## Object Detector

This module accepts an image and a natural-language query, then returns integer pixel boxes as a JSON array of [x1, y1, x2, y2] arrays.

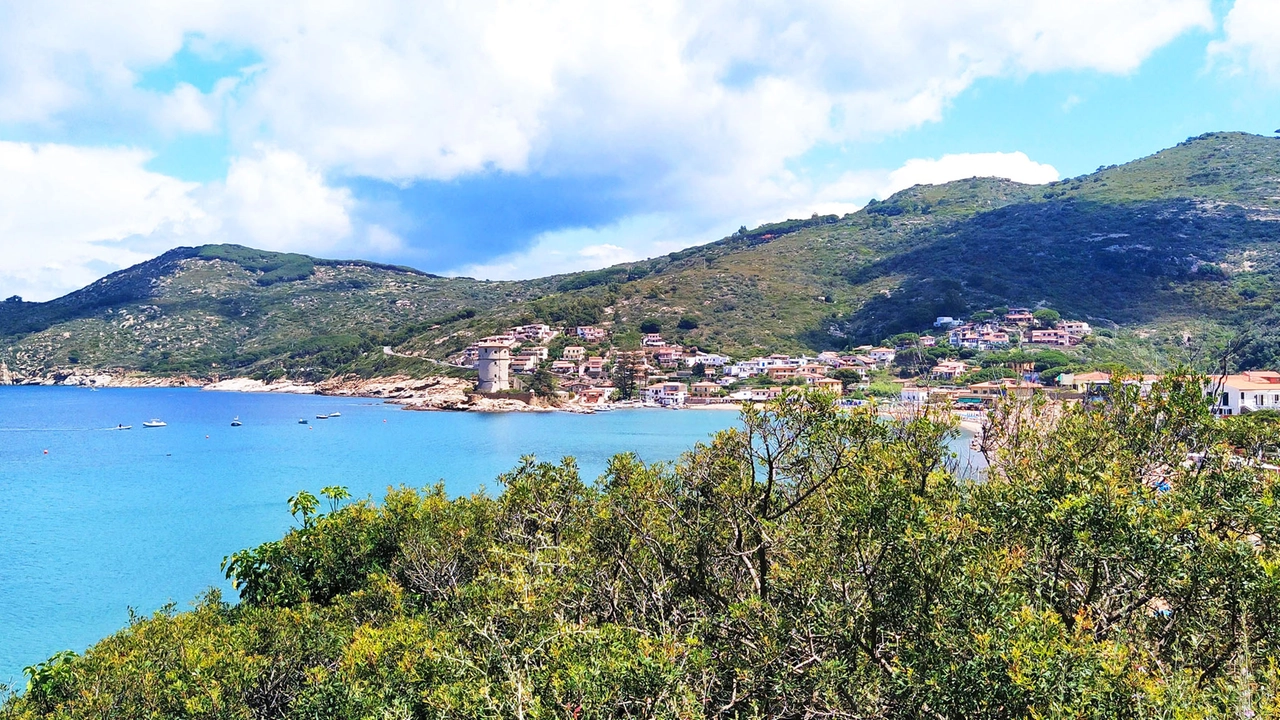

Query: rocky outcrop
[[203, 378, 317, 394], [9, 366, 552, 412], [10, 369, 202, 388], [315, 374, 551, 412]]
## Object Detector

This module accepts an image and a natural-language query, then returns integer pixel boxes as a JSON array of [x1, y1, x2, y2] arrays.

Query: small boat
[[112, 424, 132, 430], [142, 420, 166, 428], [327, 412, 341, 418], [230, 417, 242, 427], [315, 413, 329, 419], [298, 418, 309, 424]]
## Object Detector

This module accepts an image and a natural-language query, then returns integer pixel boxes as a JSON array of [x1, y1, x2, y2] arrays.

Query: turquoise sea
[[0, 387, 977, 686], [0, 387, 745, 685]]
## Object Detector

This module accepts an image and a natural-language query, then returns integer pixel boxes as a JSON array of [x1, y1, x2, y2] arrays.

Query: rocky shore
[[0, 367, 203, 388], [4, 368, 558, 413], [311, 375, 555, 413]]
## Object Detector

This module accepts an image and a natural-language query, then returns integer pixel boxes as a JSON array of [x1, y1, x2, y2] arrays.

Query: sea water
[[0, 387, 976, 684]]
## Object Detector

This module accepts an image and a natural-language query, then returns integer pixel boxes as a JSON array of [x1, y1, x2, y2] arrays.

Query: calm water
[[0, 387, 978, 685], [0, 387, 743, 685]]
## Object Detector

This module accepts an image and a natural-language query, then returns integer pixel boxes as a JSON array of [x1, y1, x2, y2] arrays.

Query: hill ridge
[[4, 131, 1280, 379]]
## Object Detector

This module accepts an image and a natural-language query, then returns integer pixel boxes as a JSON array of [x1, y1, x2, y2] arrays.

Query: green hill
[[0, 245, 552, 381], [4, 131, 1280, 379]]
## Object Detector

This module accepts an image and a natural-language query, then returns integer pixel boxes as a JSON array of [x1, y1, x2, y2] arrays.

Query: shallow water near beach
[[0, 386, 976, 684]]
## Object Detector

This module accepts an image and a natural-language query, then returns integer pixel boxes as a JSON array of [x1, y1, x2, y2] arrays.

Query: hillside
[[0, 245, 553, 381], [4, 131, 1280, 380]]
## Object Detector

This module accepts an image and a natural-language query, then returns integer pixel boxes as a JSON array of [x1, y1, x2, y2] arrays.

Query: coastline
[[1, 371, 982, 426]]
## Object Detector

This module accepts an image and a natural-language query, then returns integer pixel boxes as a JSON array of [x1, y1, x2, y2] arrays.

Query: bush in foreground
[[6, 380, 1280, 719]]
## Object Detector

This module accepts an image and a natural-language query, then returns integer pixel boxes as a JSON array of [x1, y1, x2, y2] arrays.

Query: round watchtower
[[476, 341, 512, 393]]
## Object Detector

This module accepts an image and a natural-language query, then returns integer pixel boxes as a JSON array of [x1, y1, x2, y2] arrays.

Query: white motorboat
[[231, 417, 242, 427], [328, 412, 341, 418], [142, 419, 167, 428]]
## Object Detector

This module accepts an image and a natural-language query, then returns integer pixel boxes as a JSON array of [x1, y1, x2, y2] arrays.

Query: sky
[[1, 0, 1279, 301]]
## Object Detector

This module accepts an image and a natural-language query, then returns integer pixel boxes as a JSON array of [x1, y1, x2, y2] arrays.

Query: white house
[[686, 352, 730, 367], [901, 386, 929, 405], [643, 381, 688, 407], [869, 347, 897, 364], [1208, 371, 1280, 416]]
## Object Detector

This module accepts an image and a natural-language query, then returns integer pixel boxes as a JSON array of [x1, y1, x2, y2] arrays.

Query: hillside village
[[451, 307, 1280, 415]]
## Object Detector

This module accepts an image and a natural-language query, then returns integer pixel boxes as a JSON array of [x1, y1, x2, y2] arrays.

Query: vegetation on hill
[[0, 246, 553, 381], [6, 384, 1280, 718], [3, 132, 1280, 380], [399, 132, 1280, 371]]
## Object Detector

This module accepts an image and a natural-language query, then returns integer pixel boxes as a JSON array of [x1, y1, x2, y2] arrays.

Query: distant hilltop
[[3, 131, 1280, 383]]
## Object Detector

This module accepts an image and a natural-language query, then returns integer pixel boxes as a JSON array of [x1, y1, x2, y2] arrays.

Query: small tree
[[611, 359, 638, 400], [526, 366, 558, 398], [640, 320, 661, 334], [320, 485, 350, 513], [287, 490, 319, 526], [1032, 308, 1061, 327]]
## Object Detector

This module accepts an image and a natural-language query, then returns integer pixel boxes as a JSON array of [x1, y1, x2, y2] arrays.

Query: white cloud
[[202, 145, 355, 253], [0, 2, 1211, 185], [881, 152, 1060, 197], [1209, 0, 1280, 81], [452, 214, 688, 280], [0, 142, 361, 301], [450, 150, 1061, 280], [0, 142, 201, 300], [0, 1, 1211, 295]]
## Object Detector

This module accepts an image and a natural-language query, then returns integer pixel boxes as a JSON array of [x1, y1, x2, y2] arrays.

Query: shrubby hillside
[[0, 245, 551, 381], [6, 385, 1280, 717], [4, 131, 1280, 378]]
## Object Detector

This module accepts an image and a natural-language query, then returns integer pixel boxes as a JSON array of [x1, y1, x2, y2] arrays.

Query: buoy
[[383, 419, 387, 423], [43, 449, 48, 455], [205, 435, 210, 439]]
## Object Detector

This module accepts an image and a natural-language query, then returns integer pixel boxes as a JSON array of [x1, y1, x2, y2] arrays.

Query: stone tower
[[475, 341, 512, 393]]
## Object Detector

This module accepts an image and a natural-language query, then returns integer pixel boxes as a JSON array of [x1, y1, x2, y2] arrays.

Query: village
[[454, 307, 1280, 416]]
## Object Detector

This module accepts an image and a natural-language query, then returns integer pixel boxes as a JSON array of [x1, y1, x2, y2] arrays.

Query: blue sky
[[1, 0, 1278, 300]]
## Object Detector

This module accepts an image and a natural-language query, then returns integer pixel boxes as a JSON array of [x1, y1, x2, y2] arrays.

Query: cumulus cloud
[[0, 142, 201, 300], [0, 1, 1212, 296], [881, 152, 1060, 196], [453, 214, 682, 280], [203, 146, 355, 253], [1209, 0, 1280, 81], [0, 2, 1212, 183], [0, 142, 360, 300], [451, 150, 1061, 281]]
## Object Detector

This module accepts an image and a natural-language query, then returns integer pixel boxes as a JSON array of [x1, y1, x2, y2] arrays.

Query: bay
[[0, 386, 977, 685]]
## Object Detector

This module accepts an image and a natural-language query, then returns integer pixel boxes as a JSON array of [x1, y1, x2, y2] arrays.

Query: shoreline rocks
[[9, 368, 566, 414], [203, 378, 317, 394]]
